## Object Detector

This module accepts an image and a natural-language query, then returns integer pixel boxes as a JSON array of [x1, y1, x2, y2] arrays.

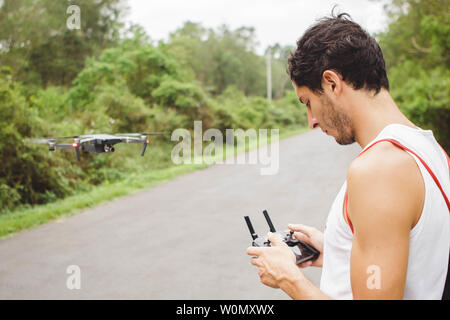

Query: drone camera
[[103, 144, 115, 153]]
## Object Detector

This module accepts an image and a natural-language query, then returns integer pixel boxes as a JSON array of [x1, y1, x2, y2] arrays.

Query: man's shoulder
[[346, 141, 424, 227], [348, 141, 421, 183]]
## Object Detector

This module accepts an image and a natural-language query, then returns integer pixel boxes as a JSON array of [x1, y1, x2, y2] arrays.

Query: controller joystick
[[244, 210, 320, 265]]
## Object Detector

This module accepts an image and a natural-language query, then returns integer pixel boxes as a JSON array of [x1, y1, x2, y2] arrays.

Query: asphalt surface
[[0, 129, 360, 299]]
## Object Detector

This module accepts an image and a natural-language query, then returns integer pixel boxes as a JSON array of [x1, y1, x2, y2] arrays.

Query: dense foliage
[[378, 0, 450, 151]]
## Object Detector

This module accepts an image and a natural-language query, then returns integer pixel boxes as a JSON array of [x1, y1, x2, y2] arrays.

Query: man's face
[[293, 83, 355, 145]]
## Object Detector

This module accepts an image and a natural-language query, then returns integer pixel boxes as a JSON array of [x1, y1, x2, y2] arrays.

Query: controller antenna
[[244, 216, 258, 240], [262, 210, 276, 233]]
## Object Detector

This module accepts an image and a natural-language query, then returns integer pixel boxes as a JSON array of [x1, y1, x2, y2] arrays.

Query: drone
[[25, 132, 168, 161]]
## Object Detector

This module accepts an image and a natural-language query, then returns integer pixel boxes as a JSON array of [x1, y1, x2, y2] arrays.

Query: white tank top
[[320, 123, 450, 300]]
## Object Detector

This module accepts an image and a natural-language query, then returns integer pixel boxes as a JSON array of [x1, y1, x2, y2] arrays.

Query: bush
[[84, 80, 151, 133], [0, 77, 77, 211], [151, 77, 210, 123]]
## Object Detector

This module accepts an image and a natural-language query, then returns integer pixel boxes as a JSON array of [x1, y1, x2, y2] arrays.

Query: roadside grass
[[0, 126, 308, 239]]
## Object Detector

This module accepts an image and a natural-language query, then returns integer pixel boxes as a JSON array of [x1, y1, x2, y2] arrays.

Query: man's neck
[[350, 89, 416, 149]]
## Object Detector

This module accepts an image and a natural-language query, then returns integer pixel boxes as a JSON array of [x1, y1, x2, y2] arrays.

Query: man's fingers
[[292, 231, 309, 243], [251, 257, 262, 267], [288, 223, 315, 237], [267, 232, 287, 247], [246, 246, 262, 256]]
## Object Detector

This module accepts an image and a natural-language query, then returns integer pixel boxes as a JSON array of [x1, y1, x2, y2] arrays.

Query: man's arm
[[346, 142, 425, 299], [279, 271, 331, 300]]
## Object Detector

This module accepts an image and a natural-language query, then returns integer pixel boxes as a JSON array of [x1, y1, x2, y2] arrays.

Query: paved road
[[0, 129, 360, 299]]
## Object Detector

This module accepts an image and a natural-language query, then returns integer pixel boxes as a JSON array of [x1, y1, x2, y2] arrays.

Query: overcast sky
[[125, 0, 389, 54]]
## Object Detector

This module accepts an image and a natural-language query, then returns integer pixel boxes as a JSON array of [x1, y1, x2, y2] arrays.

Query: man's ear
[[322, 70, 343, 96]]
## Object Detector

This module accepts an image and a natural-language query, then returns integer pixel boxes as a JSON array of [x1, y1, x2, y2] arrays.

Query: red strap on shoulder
[[343, 192, 353, 233], [344, 139, 450, 234]]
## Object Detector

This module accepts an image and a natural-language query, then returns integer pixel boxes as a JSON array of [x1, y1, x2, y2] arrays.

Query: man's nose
[[307, 108, 319, 129]]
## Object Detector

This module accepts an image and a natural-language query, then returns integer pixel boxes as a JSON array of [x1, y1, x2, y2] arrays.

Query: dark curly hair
[[288, 12, 389, 94]]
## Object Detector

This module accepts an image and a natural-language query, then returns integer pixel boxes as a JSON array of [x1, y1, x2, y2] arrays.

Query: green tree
[[266, 43, 295, 99], [165, 22, 266, 96], [0, 0, 125, 88], [68, 31, 179, 109], [378, 0, 450, 151], [0, 73, 77, 211]]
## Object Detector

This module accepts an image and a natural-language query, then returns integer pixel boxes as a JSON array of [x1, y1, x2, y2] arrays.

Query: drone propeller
[[24, 134, 93, 143], [57, 135, 96, 140], [24, 138, 58, 144], [115, 132, 169, 137], [52, 135, 81, 139]]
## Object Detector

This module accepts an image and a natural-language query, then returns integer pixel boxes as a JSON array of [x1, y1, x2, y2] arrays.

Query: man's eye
[[306, 102, 311, 108]]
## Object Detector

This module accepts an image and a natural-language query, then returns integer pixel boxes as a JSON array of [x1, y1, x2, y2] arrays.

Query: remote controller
[[244, 210, 320, 264]]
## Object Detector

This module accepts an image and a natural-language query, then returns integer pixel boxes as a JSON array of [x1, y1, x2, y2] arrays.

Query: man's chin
[[334, 135, 355, 146]]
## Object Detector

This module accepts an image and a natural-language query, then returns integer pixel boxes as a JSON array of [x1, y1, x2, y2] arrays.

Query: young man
[[246, 14, 450, 299]]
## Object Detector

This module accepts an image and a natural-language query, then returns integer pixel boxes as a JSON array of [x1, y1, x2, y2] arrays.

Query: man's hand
[[288, 224, 324, 268], [246, 232, 304, 288]]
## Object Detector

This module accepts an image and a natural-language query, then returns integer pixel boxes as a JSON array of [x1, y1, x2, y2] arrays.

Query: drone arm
[[55, 144, 74, 149], [141, 140, 148, 157], [54, 144, 81, 160], [118, 137, 148, 156]]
